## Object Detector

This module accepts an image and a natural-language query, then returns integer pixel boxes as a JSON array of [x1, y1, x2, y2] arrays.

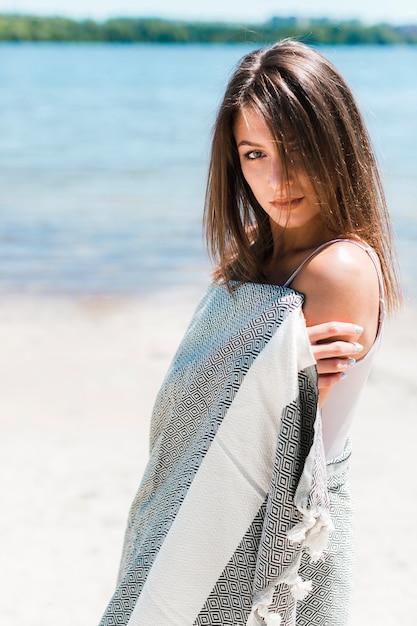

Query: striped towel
[[99, 282, 332, 626]]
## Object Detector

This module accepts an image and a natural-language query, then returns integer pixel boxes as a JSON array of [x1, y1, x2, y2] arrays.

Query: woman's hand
[[307, 321, 364, 392]]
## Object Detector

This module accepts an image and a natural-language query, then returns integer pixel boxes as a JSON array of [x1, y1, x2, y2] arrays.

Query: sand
[[0, 287, 416, 625]]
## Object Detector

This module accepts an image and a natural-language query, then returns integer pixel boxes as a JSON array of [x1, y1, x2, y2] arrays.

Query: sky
[[0, 0, 417, 25]]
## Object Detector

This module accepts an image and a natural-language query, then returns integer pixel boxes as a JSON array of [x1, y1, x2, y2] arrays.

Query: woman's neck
[[264, 218, 336, 285], [269, 216, 335, 258]]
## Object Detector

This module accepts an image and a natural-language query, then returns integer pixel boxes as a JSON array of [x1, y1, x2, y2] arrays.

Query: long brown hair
[[204, 40, 401, 312]]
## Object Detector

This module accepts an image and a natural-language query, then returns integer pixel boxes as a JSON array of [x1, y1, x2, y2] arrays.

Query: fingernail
[[348, 357, 356, 365], [353, 342, 364, 352], [355, 326, 363, 334], [341, 372, 348, 379]]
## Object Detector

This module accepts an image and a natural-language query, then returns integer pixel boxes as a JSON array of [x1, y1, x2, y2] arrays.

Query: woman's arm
[[293, 241, 380, 406]]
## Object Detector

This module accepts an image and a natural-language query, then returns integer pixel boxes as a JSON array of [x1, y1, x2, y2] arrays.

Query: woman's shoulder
[[298, 239, 379, 288], [292, 239, 380, 354]]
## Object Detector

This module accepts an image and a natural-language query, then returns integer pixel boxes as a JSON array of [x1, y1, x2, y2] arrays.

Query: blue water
[[0, 43, 416, 296]]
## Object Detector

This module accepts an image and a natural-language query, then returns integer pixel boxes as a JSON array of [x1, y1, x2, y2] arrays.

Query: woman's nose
[[268, 161, 293, 191]]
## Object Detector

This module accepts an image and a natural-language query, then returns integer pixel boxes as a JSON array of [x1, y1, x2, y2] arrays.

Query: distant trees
[[0, 15, 416, 44]]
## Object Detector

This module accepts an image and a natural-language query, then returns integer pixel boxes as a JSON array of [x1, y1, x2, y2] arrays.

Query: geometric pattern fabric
[[99, 282, 349, 626]]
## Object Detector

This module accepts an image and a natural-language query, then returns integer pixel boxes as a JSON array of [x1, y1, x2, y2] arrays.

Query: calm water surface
[[0, 43, 416, 296]]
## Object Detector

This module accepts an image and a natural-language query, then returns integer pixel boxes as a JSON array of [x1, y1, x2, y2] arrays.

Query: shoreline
[[0, 289, 415, 625]]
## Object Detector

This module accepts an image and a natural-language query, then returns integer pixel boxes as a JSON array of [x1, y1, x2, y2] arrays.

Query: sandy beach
[[0, 287, 416, 626]]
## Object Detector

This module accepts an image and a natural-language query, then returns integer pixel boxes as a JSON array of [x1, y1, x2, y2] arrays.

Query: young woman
[[100, 41, 400, 626]]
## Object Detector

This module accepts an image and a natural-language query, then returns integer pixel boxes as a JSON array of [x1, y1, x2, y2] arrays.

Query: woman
[[100, 41, 400, 625]]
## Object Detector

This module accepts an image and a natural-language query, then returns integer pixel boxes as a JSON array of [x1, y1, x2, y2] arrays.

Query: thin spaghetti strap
[[283, 238, 347, 287], [283, 237, 386, 329]]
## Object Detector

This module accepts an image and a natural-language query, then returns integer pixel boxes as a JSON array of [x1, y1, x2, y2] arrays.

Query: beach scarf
[[99, 282, 333, 626]]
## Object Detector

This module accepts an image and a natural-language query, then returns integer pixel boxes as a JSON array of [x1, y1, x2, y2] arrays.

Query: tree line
[[0, 15, 416, 44]]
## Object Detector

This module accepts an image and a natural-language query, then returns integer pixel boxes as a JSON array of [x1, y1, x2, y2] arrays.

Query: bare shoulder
[[292, 241, 380, 354], [294, 240, 379, 298]]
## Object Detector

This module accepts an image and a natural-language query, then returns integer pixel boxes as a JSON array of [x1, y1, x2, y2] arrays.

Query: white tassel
[[286, 513, 316, 543], [257, 605, 282, 625], [265, 613, 282, 625], [287, 512, 333, 562], [304, 517, 333, 561], [245, 610, 260, 626], [286, 574, 313, 601]]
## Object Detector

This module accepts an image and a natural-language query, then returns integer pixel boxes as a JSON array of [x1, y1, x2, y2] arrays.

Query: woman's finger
[[306, 321, 363, 345], [315, 356, 356, 375], [311, 339, 363, 361]]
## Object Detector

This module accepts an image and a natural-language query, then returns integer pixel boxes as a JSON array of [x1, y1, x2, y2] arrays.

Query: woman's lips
[[271, 197, 303, 210]]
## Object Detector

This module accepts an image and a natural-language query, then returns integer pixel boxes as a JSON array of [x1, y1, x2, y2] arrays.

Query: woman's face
[[234, 108, 321, 232]]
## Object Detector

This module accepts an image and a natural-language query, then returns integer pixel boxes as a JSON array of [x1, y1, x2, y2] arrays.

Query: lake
[[0, 43, 416, 297]]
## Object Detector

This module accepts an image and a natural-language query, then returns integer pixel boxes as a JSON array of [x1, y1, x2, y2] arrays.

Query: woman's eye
[[244, 150, 265, 160]]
